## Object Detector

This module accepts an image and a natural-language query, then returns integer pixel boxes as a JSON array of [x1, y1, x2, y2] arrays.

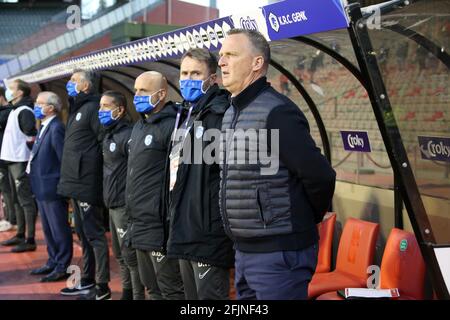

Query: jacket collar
[[145, 101, 177, 124], [230, 76, 269, 111], [189, 84, 220, 114], [32, 117, 57, 156], [13, 96, 34, 109], [69, 92, 100, 115], [104, 117, 130, 136], [180, 84, 230, 118]]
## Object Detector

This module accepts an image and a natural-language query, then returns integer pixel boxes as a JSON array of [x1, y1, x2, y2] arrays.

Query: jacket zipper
[[221, 106, 240, 236], [256, 187, 267, 229]]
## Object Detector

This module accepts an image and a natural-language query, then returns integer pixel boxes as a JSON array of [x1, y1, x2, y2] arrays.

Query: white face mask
[[5, 88, 14, 102]]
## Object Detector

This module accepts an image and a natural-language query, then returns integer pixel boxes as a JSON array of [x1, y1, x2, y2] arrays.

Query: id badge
[[169, 152, 181, 191]]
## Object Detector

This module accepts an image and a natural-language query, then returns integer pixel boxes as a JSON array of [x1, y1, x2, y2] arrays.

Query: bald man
[[125, 71, 184, 300]]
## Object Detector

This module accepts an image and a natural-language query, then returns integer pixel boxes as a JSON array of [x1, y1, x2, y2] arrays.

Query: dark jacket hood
[[13, 96, 34, 109]]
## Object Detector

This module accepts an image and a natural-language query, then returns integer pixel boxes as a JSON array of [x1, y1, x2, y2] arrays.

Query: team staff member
[[99, 90, 144, 300], [126, 71, 183, 300], [167, 48, 234, 300], [28, 91, 73, 282], [0, 87, 17, 233], [0, 79, 38, 253], [218, 29, 336, 300], [57, 70, 111, 300]]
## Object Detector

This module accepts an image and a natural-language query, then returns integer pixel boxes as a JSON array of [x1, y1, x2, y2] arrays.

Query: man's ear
[[80, 79, 90, 93], [47, 105, 56, 114], [16, 89, 24, 99], [210, 73, 217, 84], [159, 88, 167, 101], [118, 105, 126, 117], [252, 56, 265, 72]]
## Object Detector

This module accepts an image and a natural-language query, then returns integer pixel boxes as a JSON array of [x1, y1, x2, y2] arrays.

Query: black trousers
[[8, 162, 36, 238], [136, 249, 184, 300], [109, 206, 145, 300], [179, 259, 230, 300], [0, 163, 16, 224], [72, 199, 110, 284]]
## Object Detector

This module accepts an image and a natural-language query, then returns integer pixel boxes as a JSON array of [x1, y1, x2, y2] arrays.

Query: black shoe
[[60, 279, 95, 296], [78, 285, 112, 300], [40, 271, 69, 282], [95, 285, 112, 300], [120, 288, 133, 300], [11, 242, 36, 253], [1, 235, 25, 246], [30, 265, 54, 275]]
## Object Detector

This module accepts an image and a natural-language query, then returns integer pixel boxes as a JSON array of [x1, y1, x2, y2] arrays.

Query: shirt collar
[[230, 76, 269, 110], [41, 115, 56, 127]]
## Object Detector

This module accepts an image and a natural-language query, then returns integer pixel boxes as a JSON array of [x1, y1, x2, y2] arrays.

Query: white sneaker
[[0, 220, 12, 232]]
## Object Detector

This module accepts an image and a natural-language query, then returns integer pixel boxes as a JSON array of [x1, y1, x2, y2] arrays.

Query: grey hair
[[40, 91, 62, 113], [73, 69, 96, 91], [227, 28, 270, 70]]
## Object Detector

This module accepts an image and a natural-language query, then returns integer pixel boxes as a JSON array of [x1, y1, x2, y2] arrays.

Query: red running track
[[0, 217, 122, 300]]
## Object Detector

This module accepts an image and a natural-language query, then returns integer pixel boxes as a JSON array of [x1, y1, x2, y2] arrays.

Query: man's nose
[[218, 56, 226, 68]]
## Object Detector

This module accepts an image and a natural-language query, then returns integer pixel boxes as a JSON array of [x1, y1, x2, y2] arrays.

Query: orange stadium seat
[[317, 228, 426, 300], [315, 212, 337, 273], [308, 218, 379, 299]]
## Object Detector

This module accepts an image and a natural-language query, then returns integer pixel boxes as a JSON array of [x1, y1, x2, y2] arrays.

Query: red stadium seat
[[308, 218, 379, 299], [315, 212, 337, 273]]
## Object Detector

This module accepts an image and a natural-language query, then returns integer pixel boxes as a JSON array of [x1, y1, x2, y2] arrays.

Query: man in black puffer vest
[[167, 48, 234, 300], [57, 69, 111, 300], [218, 29, 336, 300]]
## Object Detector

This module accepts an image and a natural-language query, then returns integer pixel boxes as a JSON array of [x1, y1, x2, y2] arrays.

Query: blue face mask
[[179, 78, 211, 103], [66, 81, 78, 97], [98, 108, 119, 126], [33, 105, 45, 119], [133, 91, 161, 113]]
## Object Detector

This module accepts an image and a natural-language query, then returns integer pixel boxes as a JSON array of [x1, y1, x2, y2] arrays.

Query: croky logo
[[347, 134, 365, 149], [240, 16, 259, 31], [421, 140, 450, 159]]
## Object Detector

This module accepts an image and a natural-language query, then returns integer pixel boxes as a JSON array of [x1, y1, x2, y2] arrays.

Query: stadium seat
[[308, 218, 379, 299], [316, 228, 426, 300], [425, 111, 444, 121], [315, 212, 337, 273]]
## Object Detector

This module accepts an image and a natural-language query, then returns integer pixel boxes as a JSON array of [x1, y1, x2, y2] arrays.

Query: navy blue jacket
[[29, 117, 65, 201]]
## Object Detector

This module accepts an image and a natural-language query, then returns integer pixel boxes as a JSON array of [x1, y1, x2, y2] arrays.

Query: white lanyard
[[171, 104, 194, 144]]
